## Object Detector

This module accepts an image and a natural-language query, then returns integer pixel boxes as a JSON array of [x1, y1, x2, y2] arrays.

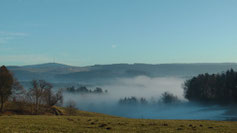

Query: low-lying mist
[[63, 76, 237, 121]]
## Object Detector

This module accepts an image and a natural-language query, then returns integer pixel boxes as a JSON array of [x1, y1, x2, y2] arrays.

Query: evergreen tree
[[0, 66, 14, 112], [184, 69, 237, 104]]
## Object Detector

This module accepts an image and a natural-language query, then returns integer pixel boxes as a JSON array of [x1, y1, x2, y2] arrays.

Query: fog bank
[[63, 76, 237, 120]]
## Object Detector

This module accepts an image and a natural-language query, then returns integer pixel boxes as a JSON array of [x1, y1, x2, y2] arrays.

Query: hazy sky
[[1, 0, 237, 66]]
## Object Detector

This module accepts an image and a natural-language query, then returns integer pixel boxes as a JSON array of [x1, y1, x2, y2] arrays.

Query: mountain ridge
[[6, 62, 237, 83], [7, 62, 237, 68]]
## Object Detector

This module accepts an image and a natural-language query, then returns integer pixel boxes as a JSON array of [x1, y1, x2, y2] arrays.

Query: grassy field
[[0, 110, 237, 133]]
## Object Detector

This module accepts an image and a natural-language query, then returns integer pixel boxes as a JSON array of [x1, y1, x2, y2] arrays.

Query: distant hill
[[6, 63, 237, 83], [7, 63, 88, 81]]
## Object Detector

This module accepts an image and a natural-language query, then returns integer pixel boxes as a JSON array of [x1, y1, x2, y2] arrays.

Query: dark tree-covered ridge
[[184, 69, 237, 104]]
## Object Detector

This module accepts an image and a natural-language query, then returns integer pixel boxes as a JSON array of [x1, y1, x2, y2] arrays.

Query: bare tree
[[27, 80, 51, 114], [11, 77, 25, 102], [27, 80, 63, 114], [44, 88, 63, 107]]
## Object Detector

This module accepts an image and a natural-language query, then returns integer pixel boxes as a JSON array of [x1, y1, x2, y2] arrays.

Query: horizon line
[[4, 62, 237, 67]]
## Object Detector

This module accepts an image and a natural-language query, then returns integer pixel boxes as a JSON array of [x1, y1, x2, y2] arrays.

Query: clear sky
[[1, 0, 237, 66]]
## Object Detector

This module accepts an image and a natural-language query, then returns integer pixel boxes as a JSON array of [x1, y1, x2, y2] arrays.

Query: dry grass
[[0, 109, 237, 133]]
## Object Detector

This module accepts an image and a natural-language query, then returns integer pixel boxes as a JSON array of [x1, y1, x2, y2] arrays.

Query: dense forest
[[184, 69, 237, 104]]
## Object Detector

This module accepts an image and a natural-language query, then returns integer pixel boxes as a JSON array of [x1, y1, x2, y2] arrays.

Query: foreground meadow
[[0, 110, 237, 133]]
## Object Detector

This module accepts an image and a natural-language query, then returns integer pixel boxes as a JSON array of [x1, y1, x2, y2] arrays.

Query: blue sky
[[1, 0, 237, 66]]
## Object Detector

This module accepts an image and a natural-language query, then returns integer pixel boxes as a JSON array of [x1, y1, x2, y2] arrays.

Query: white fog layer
[[63, 76, 237, 121]]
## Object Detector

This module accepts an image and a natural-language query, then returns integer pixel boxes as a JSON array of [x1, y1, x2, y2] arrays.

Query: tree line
[[64, 86, 108, 94], [0, 66, 63, 114], [184, 69, 237, 104], [118, 92, 181, 105]]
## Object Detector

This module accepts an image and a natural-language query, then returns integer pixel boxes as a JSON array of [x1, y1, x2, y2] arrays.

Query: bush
[[65, 100, 77, 115]]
